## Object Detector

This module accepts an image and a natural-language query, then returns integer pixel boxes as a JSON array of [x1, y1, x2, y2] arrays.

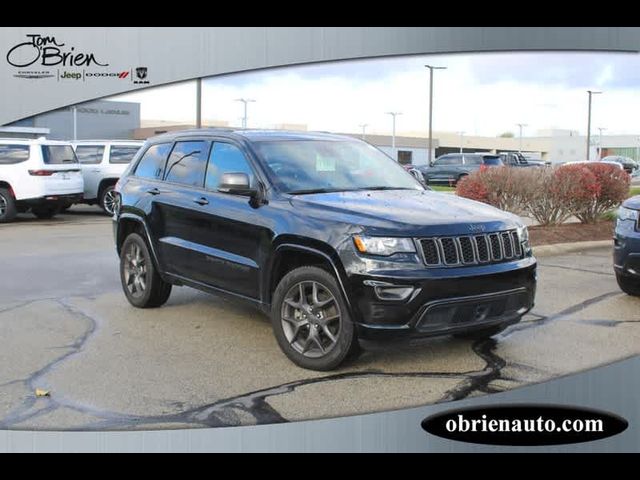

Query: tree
[[499, 131, 515, 138]]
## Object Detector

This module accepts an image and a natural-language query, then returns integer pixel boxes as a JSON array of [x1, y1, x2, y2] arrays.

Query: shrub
[[455, 163, 630, 226]]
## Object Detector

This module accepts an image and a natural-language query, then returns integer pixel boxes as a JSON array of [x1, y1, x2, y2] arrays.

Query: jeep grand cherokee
[[113, 130, 537, 370]]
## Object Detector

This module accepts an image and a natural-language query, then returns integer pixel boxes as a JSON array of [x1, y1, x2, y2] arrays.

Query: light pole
[[516, 123, 528, 153], [235, 98, 256, 129], [386, 112, 402, 160], [458, 131, 465, 154], [72, 106, 77, 141], [597, 127, 606, 159], [586, 90, 602, 160], [359, 123, 368, 141], [425, 65, 447, 165], [196, 78, 202, 129]]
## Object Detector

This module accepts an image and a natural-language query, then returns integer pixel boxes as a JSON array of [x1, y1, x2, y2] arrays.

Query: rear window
[[482, 155, 503, 166], [75, 145, 104, 164], [42, 145, 78, 165], [109, 146, 140, 164], [0, 144, 30, 164]]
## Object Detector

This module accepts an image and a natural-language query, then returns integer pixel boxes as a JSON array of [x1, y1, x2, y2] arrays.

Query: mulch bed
[[529, 220, 614, 247]]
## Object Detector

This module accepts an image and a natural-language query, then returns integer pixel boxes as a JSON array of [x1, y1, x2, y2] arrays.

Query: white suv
[[0, 138, 84, 223], [72, 140, 143, 215]]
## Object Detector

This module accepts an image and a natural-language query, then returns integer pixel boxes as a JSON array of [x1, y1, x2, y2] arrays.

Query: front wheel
[[120, 233, 172, 308], [271, 266, 360, 371], [616, 273, 640, 297]]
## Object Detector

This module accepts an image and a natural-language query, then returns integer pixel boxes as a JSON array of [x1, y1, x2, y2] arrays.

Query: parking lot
[[1, 206, 639, 430]]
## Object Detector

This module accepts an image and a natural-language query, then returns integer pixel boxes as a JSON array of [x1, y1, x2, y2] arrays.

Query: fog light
[[363, 280, 415, 301]]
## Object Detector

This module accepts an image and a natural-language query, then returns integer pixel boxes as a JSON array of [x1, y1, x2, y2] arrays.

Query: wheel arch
[[98, 178, 119, 198], [116, 214, 163, 276], [266, 241, 353, 316]]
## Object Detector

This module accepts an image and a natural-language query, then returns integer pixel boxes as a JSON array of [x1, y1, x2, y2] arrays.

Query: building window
[[397, 150, 413, 165]]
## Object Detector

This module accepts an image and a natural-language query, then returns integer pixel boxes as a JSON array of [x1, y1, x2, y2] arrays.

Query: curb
[[532, 240, 612, 257]]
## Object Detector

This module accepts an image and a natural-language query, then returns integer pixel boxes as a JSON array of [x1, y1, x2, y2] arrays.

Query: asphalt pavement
[[0, 206, 639, 430]]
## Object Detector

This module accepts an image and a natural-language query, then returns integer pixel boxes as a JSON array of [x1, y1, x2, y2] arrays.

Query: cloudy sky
[[112, 52, 640, 137]]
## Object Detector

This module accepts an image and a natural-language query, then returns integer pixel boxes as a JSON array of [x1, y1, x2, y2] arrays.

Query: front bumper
[[347, 259, 537, 340], [614, 225, 640, 278]]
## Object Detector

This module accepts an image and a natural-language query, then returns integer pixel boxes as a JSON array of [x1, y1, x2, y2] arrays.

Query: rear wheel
[[100, 185, 118, 216], [0, 188, 17, 223], [31, 205, 59, 220], [271, 266, 359, 371], [616, 273, 640, 297], [120, 233, 172, 308]]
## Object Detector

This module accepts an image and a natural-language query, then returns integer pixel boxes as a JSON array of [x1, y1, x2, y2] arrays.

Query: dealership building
[[2, 100, 639, 166]]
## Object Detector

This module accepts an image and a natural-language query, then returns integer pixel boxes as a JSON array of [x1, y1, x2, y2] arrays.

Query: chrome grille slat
[[418, 230, 523, 268]]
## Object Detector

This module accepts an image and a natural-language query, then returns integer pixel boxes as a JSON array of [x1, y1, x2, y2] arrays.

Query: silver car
[[72, 140, 143, 215]]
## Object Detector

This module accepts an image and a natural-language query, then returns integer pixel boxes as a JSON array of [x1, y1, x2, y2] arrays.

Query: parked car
[[601, 155, 639, 175], [614, 195, 640, 296], [499, 152, 545, 168], [72, 140, 144, 215], [113, 130, 536, 370], [417, 153, 504, 186], [563, 160, 624, 170], [0, 138, 83, 223]]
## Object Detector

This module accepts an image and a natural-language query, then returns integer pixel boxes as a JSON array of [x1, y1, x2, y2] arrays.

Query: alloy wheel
[[281, 280, 341, 358], [123, 242, 147, 298], [103, 190, 118, 215], [0, 194, 6, 217]]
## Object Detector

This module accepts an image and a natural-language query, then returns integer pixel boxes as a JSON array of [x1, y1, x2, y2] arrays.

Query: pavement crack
[[0, 298, 98, 429]]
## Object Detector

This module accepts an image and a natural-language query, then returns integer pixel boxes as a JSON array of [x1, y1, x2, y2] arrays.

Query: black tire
[[271, 266, 359, 371], [120, 233, 172, 308], [99, 184, 118, 216], [453, 323, 509, 340], [0, 188, 17, 223], [616, 273, 640, 297], [31, 206, 59, 220], [455, 173, 468, 185], [59, 204, 72, 212]]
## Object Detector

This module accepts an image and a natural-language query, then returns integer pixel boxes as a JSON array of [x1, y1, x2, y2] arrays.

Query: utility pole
[[516, 123, 528, 153], [235, 98, 256, 129], [425, 65, 447, 165], [386, 112, 402, 160], [597, 127, 606, 159], [359, 123, 368, 141], [586, 90, 602, 160], [72, 106, 77, 141], [458, 131, 465, 154]]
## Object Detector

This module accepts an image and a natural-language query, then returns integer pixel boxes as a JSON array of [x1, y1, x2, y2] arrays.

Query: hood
[[623, 195, 640, 210], [289, 189, 522, 236]]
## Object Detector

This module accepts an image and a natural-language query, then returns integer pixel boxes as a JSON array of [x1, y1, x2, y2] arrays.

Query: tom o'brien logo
[[6, 33, 149, 84]]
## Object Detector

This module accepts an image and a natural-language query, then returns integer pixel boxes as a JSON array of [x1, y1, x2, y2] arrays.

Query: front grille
[[418, 230, 524, 267]]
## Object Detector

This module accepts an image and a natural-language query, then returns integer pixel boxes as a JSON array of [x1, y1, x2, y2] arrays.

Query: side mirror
[[218, 172, 257, 197], [408, 168, 427, 186]]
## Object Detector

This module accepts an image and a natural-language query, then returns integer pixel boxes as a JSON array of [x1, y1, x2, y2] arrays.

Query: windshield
[[254, 139, 424, 194]]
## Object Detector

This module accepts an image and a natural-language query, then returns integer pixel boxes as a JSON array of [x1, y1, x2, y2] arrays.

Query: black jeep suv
[[113, 130, 537, 370]]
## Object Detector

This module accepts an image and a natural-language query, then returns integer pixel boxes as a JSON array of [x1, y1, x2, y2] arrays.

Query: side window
[[75, 146, 104, 165], [464, 155, 482, 165], [0, 144, 30, 164], [134, 143, 172, 180], [205, 142, 254, 190], [435, 155, 461, 166], [109, 146, 141, 164], [164, 141, 209, 187]]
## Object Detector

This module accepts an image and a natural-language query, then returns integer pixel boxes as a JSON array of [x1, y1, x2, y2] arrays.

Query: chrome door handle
[[146, 188, 161, 195]]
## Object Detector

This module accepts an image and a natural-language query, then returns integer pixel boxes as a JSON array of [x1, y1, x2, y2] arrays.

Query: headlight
[[618, 206, 639, 222], [353, 236, 416, 256], [516, 225, 529, 244]]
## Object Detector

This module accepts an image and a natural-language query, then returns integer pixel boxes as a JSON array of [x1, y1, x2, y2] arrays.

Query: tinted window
[[42, 145, 78, 164], [464, 155, 483, 165], [0, 144, 30, 165], [75, 145, 104, 165], [482, 156, 503, 166], [205, 142, 254, 190], [134, 143, 172, 180], [434, 155, 461, 166], [109, 146, 141, 164], [164, 141, 209, 187]]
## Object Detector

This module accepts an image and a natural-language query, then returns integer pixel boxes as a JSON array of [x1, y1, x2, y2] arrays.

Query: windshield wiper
[[356, 186, 416, 191], [288, 188, 351, 195]]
